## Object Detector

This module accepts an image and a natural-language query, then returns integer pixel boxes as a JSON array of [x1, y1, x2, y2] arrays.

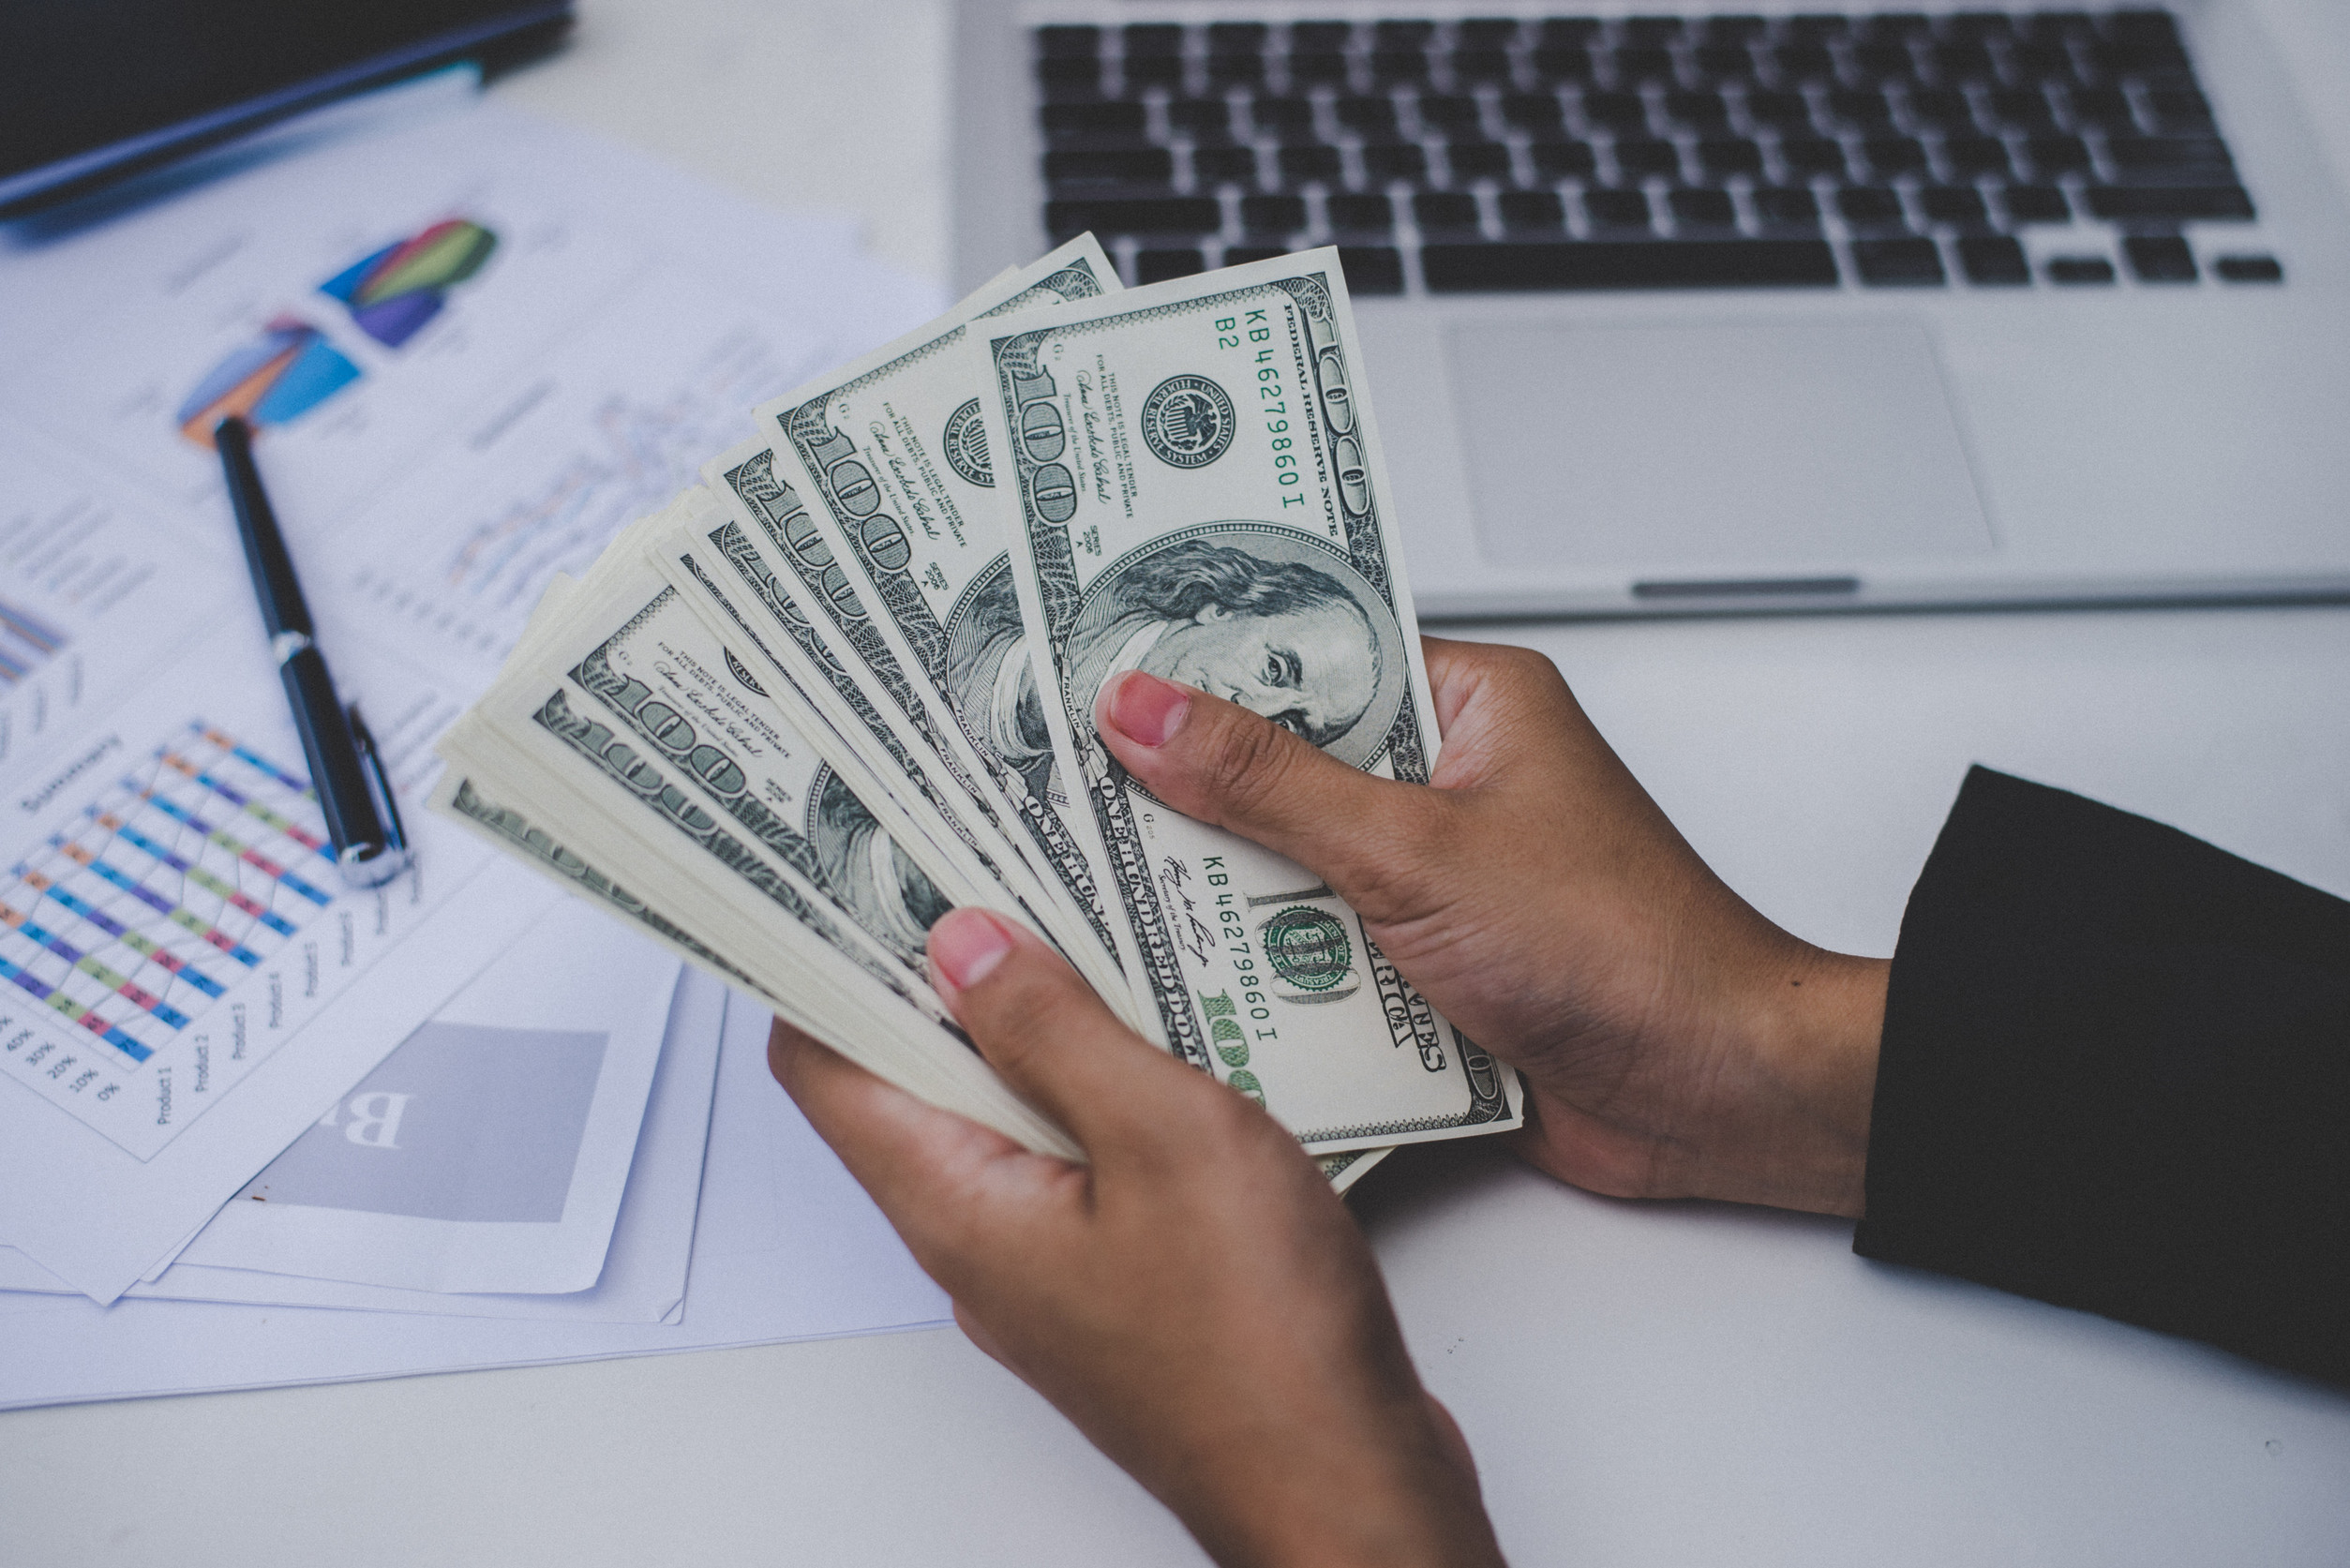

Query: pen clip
[[346, 704, 411, 882]]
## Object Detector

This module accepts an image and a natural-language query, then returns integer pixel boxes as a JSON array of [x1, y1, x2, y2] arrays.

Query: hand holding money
[[433, 238, 1524, 1183], [769, 904, 1507, 1568]]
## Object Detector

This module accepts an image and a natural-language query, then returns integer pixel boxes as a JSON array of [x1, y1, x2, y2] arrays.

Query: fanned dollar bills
[[434, 238, 1520, 1194]]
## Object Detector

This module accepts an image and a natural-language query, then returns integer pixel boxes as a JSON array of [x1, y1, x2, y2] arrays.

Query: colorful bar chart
[[0, 724, 335, 1068]]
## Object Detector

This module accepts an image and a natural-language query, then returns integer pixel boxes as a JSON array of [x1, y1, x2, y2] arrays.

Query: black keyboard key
[[2106, 135, 2233, 177], [1920, 185, 1989, 226], [1826, 89, 1896, 127], [1193, 146, 1258, 184], [1853, 236, 1947, 284], [1582, 90, 1648, 132], [1863, 135, 1929, 176], [1669, 187, 1739, 230], [1623, 17, 1685, 44], [1206, 52, 1265, 86], [2106, 10, 2181, 43], [2000, 183, 2070, 222], [1037, 57, 1102, 97], [2025, 134, 2091, 174], [1699, 137, 1765, 178], [1779, 136, 1851, 177], [1371, 51, 1432, 84], [1125, 23, 1180, 54], [1450, 50, 1515, 83], [1957, 234, 2031, 284], [2046, 255, 2117, 283], [1038, 24, 1098, 54], [1774, 43, 1837, 81], [1701, 15, 1772, 43], [1852, 41, 1918, 81], [1942, 135, 2013, 178], [1375, 21, 1435, 50], [2067, 87, 2135, 128], [1421, 238, 1840, 290], [1754, 185, 1823, 231], [1124, 53, 1185, 88], [1135, 247, 1206, 283], [1538, 18, 1603, 47], [1744, 90, 1812, 129], [1784, 15, 1850, 38], [1290, 52, 1351, 85], [1985, 87, 2058, 130], [2084, 184, 2253, 220], [1170, 98, 1231, 138], [1277, 144, 1344, 185], [1932, 41, 1998, 81], [1448, 141, 1516, 180], [1503, 93, 1566, 131], [2006, 42, 2077, 83], [2213, 254, 2283, 283], [1418, 95, 1483, 132], [1362, 142, 1429, 181], [1614, 137, 1684, 179], [1858, 13, 1933, 41], [1414, 191, 1482, 231], [1045, 146, 1175, 187], [1045, 196, 1220, 238], [1207, 22, 1265, 53], [2147, 86, 2215, 131], [1837, 185, 1908, 230], [1337, 96, 1399, 134], [1338, 246, 1405, 294], [2124, 233, 2198, 282], [1327, 193, 1395, 231], [1613, 45, 1678, 82], [1253, 97, 1314, 134], [1533, 45, 1598, 82], [1459, 19, 1521, 49], [1667, 90, 1732, 129], [2090, 39, 2190, 76], [1947, 11, 2014, 37], [1291, 22, 1350, 52], [1694, 44, 1759, 82], [1240, 194, 1307, 234], [1531, 140, 1600, 179], [1499, 189, 1567, 231], [1042, 100, 1145, 139], [1585, 188, 1656, 232], [1908, 88, 1973, 129]]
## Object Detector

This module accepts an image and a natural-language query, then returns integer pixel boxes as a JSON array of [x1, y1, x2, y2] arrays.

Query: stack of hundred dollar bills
[[433, 238, 1522, 1191]]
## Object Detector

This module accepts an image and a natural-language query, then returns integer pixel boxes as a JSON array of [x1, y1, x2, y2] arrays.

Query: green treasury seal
[[1140, 374, 1236, 469], [1259, 905, 1353, 993]]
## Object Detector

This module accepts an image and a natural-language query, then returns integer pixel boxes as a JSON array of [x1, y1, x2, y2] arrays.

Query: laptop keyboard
[[1031, 9, 2285, 292]]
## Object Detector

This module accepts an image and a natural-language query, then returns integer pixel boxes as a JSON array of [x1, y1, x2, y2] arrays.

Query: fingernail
[[927, 908, 1015, 995], [1099, 669, 1192, 748]]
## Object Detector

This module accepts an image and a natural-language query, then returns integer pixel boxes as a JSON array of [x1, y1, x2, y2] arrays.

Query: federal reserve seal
[[1140, 374, 1236, 470], [942, 397, 992, 487], [1258, 905, 1356, 1000]]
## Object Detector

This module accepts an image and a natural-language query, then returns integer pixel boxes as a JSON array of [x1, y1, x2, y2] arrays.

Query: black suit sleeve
[[1853, 767, 2350, 1386]]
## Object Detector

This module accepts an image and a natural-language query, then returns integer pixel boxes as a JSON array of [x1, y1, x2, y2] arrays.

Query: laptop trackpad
[[1450, 317, 1994, 571]]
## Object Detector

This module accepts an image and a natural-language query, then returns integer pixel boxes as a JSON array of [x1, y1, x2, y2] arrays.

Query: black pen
[[214, 416, 410, 889]]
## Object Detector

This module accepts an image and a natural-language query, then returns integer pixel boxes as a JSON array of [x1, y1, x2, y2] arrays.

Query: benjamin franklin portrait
[[809, 769, 953, 966], [942, 530, 1407, 782]]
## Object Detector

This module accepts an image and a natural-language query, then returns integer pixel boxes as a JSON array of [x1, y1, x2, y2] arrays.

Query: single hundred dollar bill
[[977, 247, 1520, 1152], [740, 235, 1147, 1002]]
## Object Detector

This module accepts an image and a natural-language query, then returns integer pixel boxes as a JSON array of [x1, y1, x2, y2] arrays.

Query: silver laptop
[[950, 2, 2350, 618]]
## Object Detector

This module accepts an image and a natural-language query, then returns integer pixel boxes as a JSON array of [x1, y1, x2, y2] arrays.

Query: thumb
[[1093, 669, 1447, 916]]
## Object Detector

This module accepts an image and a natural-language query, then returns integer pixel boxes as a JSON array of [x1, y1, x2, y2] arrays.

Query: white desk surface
[[7, 5, 2348, 1564]]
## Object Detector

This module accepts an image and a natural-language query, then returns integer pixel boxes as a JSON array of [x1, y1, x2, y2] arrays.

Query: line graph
[[0, 724, 334, 1068]]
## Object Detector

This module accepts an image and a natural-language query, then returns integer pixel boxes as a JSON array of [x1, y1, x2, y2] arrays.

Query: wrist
[[1697, 945, 1885, 1217], [1175, 1411, 1505, 1568]]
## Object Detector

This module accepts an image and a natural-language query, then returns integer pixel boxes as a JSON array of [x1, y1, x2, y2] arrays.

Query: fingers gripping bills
[[432, 239, 1521, 1186]]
